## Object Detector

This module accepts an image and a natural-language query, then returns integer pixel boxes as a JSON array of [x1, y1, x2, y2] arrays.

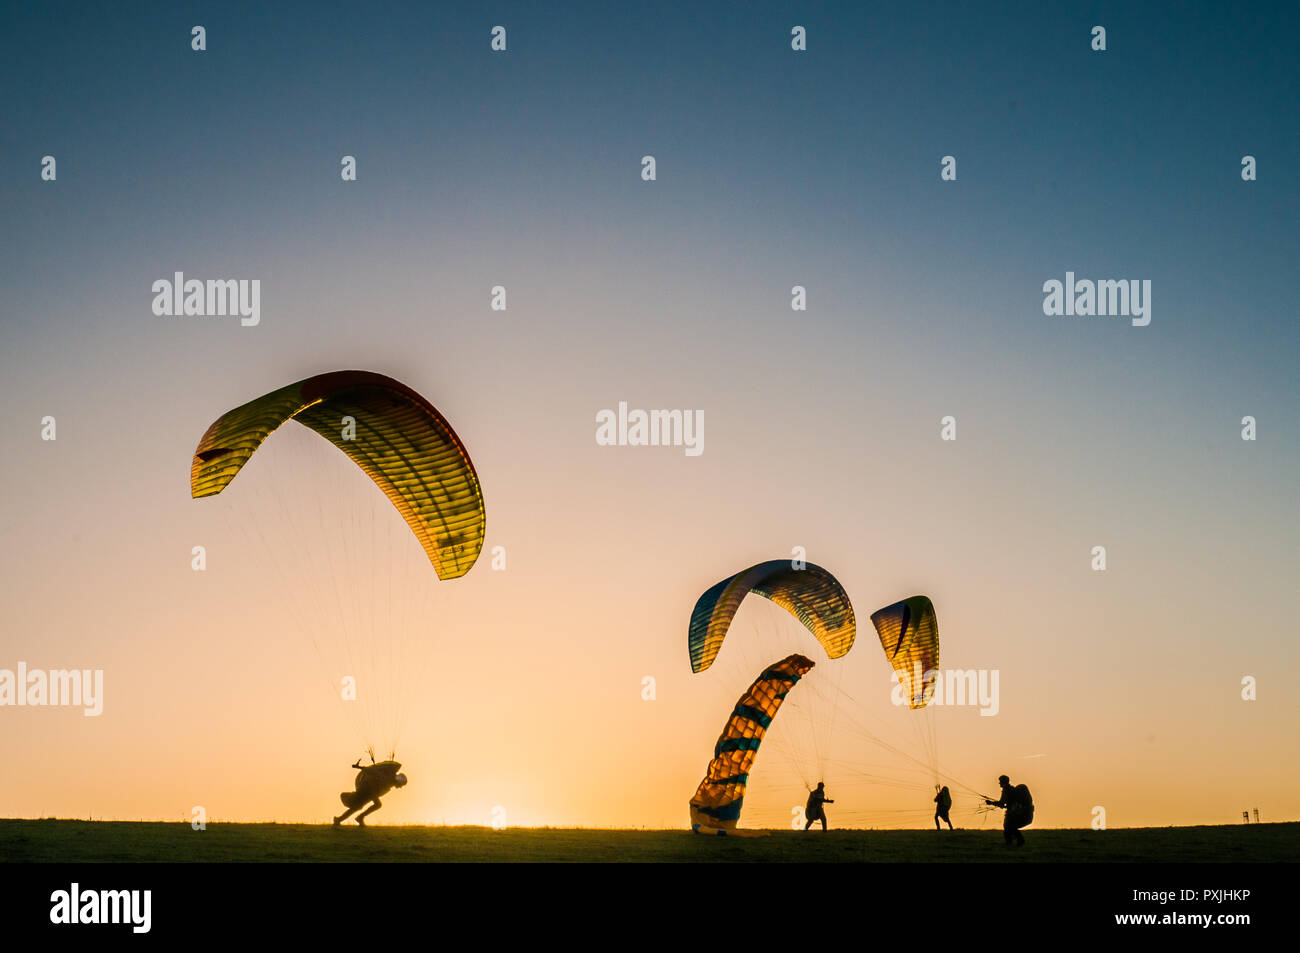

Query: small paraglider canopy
[[869, 596, 939, 709]]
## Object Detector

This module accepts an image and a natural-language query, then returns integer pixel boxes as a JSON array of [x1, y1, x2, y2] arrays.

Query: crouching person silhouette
[[335, 758, 407, 826]]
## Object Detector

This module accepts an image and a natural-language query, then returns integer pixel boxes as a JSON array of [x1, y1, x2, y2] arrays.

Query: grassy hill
[[2, 819, 1295, 862]]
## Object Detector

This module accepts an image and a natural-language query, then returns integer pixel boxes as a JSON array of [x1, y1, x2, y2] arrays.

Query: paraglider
[[804, 781, 834, 831], [986, 774, 1034, 846], [868, 595, 943, 797], [191, 370, 486, 814], [335, 758, 408, 826], [934, 785, 953, 829]]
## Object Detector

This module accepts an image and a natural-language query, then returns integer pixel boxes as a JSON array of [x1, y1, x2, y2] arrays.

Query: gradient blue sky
[[1, 2, 1297, 828]]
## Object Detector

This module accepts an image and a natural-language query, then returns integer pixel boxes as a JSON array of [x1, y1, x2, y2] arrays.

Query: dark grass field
[[1, 819, 1295, 862]]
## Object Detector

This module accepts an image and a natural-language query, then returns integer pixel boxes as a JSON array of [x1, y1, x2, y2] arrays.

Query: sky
[[1, 1, 1297, 831]]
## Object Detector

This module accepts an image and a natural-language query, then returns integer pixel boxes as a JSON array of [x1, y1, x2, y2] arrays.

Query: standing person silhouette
[[985, 774, 1033, 846], [934, 785, 954, 829], [804, 782, 834, 831]]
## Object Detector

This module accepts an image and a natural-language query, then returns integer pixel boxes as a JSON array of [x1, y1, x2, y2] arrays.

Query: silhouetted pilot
[[985, 774, 1033, 846], [334, 759, 407, 826], [934, 785, 953, 829], [804, 782, 834, 831]]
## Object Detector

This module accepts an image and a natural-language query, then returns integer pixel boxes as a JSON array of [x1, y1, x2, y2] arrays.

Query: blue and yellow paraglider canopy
[[687, 560, 856, 673]]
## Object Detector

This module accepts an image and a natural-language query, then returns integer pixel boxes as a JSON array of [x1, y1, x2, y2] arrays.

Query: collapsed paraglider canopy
[[689, 653, 814, 835]]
